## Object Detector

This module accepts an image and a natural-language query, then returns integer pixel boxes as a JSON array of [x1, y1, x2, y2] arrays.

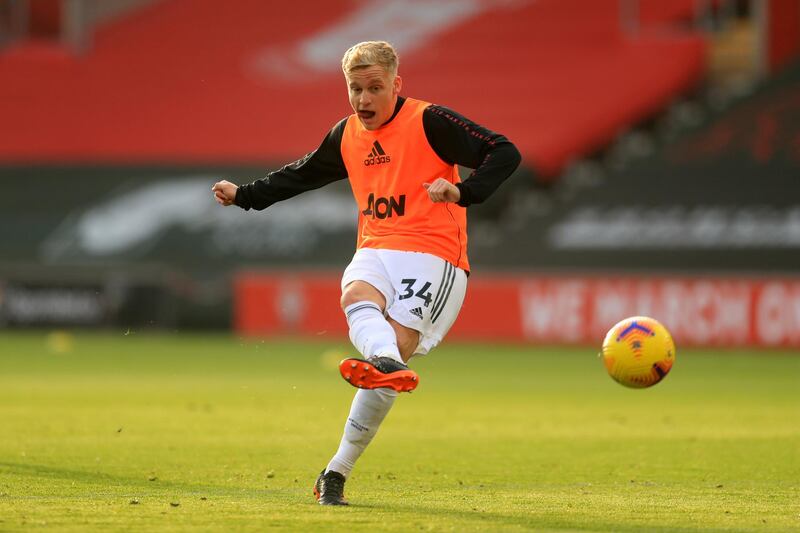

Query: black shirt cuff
[[234, 186, 251, 210], [455, 182, 472, 207]]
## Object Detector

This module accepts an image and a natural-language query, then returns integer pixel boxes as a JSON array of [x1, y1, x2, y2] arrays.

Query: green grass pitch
[[0, 331, 798, 532]]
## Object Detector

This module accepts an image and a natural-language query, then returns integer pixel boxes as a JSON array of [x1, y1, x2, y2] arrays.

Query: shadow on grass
[[329, 500, 738, 533], [0, 461, 274, 499]]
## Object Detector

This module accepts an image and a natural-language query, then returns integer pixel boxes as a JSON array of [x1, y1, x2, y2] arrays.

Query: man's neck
[[381, 96, 406, 127]]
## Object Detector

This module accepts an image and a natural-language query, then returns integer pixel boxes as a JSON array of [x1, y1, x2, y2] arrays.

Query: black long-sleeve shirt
[[235, 96, 521, 210]]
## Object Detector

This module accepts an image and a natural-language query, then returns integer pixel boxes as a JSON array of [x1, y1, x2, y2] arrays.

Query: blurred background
[[0, 0, 798, 348]]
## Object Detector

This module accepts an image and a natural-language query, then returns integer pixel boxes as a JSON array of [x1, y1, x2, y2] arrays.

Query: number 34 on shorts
[[398, 278, 433, 307]]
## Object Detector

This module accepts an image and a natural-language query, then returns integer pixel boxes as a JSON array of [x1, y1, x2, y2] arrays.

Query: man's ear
[[393, 74, 402, 96]]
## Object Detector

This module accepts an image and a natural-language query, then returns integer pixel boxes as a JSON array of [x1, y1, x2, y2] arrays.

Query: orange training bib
[[340, 98, 469, 271]]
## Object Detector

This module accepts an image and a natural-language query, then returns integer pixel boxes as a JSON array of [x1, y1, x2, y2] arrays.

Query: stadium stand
[[0, 0, 706, 179]]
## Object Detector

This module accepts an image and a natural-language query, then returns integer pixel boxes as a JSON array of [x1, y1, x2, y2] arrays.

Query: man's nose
[[358, 92, 371, 106]]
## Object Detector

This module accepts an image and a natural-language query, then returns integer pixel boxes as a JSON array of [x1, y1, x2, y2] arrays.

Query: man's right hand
[[212, 180, 238, 206]]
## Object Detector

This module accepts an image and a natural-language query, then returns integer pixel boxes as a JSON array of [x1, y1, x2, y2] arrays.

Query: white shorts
[[341, 248, 468, 356]]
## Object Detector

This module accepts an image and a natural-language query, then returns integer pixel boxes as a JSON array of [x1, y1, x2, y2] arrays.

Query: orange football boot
[[338, 356, 419, 393]]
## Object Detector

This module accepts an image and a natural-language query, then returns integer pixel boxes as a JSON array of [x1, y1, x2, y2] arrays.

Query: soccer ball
[[601, 316, 675, 388]]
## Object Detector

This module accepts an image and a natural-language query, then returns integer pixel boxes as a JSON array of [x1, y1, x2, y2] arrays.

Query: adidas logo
[[409, 307, 424, 320], [363, 140, 391, 166]]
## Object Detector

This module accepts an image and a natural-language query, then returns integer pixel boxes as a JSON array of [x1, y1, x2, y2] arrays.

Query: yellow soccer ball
[[601, 316, 676, 388]]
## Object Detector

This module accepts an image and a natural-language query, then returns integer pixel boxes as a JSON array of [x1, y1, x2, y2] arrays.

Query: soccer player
[[212, 41, 520, 506]]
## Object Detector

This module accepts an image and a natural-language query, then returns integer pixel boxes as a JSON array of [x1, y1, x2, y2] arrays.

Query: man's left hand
[[423, 178, 460, 203]]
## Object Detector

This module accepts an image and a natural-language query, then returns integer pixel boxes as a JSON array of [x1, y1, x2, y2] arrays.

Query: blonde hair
[[341, 41, 399, 76]]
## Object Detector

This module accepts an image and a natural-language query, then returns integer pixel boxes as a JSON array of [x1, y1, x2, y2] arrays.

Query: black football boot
[[313, 469, 349, 506]]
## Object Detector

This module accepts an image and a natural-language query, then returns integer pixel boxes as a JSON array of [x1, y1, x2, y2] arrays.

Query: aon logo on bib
[[362, 193, 405, 219]]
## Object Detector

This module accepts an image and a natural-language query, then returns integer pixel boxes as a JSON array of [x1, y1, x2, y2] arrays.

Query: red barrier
[[235, 272, 800, 348]]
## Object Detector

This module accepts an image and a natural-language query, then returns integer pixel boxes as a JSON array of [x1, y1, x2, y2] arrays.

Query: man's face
[[346, 65, 402, 130]]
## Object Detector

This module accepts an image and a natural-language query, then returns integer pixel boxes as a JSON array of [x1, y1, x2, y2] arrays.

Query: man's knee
[[341, 281, 386, 311]]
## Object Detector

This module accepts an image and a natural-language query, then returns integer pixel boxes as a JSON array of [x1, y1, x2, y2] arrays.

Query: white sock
[[326, 388, 397, 477], [344, 301, 403, 363]]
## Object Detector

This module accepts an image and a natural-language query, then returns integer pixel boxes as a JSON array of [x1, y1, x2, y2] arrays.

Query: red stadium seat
[[0, 0, 706, 179]]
